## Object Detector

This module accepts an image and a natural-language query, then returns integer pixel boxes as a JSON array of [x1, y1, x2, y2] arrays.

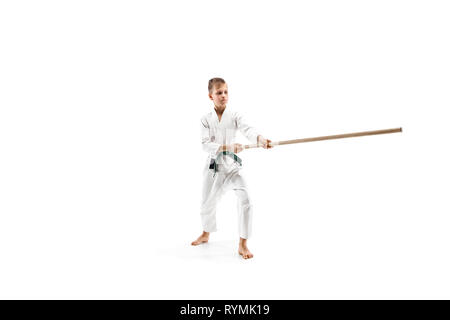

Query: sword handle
[[244, 141, 279, 149]]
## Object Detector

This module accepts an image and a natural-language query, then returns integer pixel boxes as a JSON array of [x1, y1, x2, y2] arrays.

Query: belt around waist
[[209, 151, 242, 176]]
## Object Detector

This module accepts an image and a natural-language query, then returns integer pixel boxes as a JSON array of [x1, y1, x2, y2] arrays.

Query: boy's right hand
[[229, 143, 243, 153]]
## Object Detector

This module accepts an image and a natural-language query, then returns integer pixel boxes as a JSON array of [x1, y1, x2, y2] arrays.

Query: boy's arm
[[234, 112, 260, 144], [235, 112, 272, 149]]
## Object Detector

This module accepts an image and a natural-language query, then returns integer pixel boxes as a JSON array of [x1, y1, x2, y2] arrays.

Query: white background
[[1, 0, 449, 299]]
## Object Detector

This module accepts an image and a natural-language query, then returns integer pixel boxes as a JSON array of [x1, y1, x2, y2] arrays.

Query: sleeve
[[201, 116, 221, 155], [234, 111, 261, 144]]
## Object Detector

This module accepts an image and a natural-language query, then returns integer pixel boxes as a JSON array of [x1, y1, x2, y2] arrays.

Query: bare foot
[[191, 231, 210, 246], [238, 238, 254, 259]]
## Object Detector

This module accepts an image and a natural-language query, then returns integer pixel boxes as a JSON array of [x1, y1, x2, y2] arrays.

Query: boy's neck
[[214, 105, 226, 116]]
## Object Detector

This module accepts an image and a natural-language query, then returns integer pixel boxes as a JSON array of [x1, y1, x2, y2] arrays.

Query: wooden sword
[[244, 127, 402, 149]]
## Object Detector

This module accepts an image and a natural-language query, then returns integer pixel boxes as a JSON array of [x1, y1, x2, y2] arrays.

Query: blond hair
[[208, 78, 226, 93]]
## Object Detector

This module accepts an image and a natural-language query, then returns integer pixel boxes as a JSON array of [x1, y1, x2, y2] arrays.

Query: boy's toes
[[239, 250, 253, 259], [191, 237, 208, 246]]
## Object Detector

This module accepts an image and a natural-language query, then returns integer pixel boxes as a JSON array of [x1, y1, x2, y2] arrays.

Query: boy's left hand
[[257, 135, 273, 149]]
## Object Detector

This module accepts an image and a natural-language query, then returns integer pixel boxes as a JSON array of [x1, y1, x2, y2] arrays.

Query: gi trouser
[[200, 162, 253, 239]]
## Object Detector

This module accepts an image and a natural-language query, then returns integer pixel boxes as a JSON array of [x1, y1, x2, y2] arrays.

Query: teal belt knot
[[209, 151, 242, 176]]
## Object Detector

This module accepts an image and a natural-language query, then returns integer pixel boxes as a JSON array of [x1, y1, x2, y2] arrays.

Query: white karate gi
[[200, 107, 260, 239]]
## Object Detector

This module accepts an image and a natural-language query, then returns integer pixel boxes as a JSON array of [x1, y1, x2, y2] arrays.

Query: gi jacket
[[201, 108, 260, 172]]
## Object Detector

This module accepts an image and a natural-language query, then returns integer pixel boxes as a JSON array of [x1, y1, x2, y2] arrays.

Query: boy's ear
[[208, 94, 213, 100]]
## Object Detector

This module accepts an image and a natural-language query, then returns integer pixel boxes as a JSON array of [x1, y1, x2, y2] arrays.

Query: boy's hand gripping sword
[[244, 127, 402, 149]]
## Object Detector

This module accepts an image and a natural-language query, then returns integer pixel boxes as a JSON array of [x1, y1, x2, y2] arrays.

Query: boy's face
[[209, 84, 228, 110]]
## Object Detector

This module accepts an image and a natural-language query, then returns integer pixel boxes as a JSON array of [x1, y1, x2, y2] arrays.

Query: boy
[[191, 78, 272, 259]]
